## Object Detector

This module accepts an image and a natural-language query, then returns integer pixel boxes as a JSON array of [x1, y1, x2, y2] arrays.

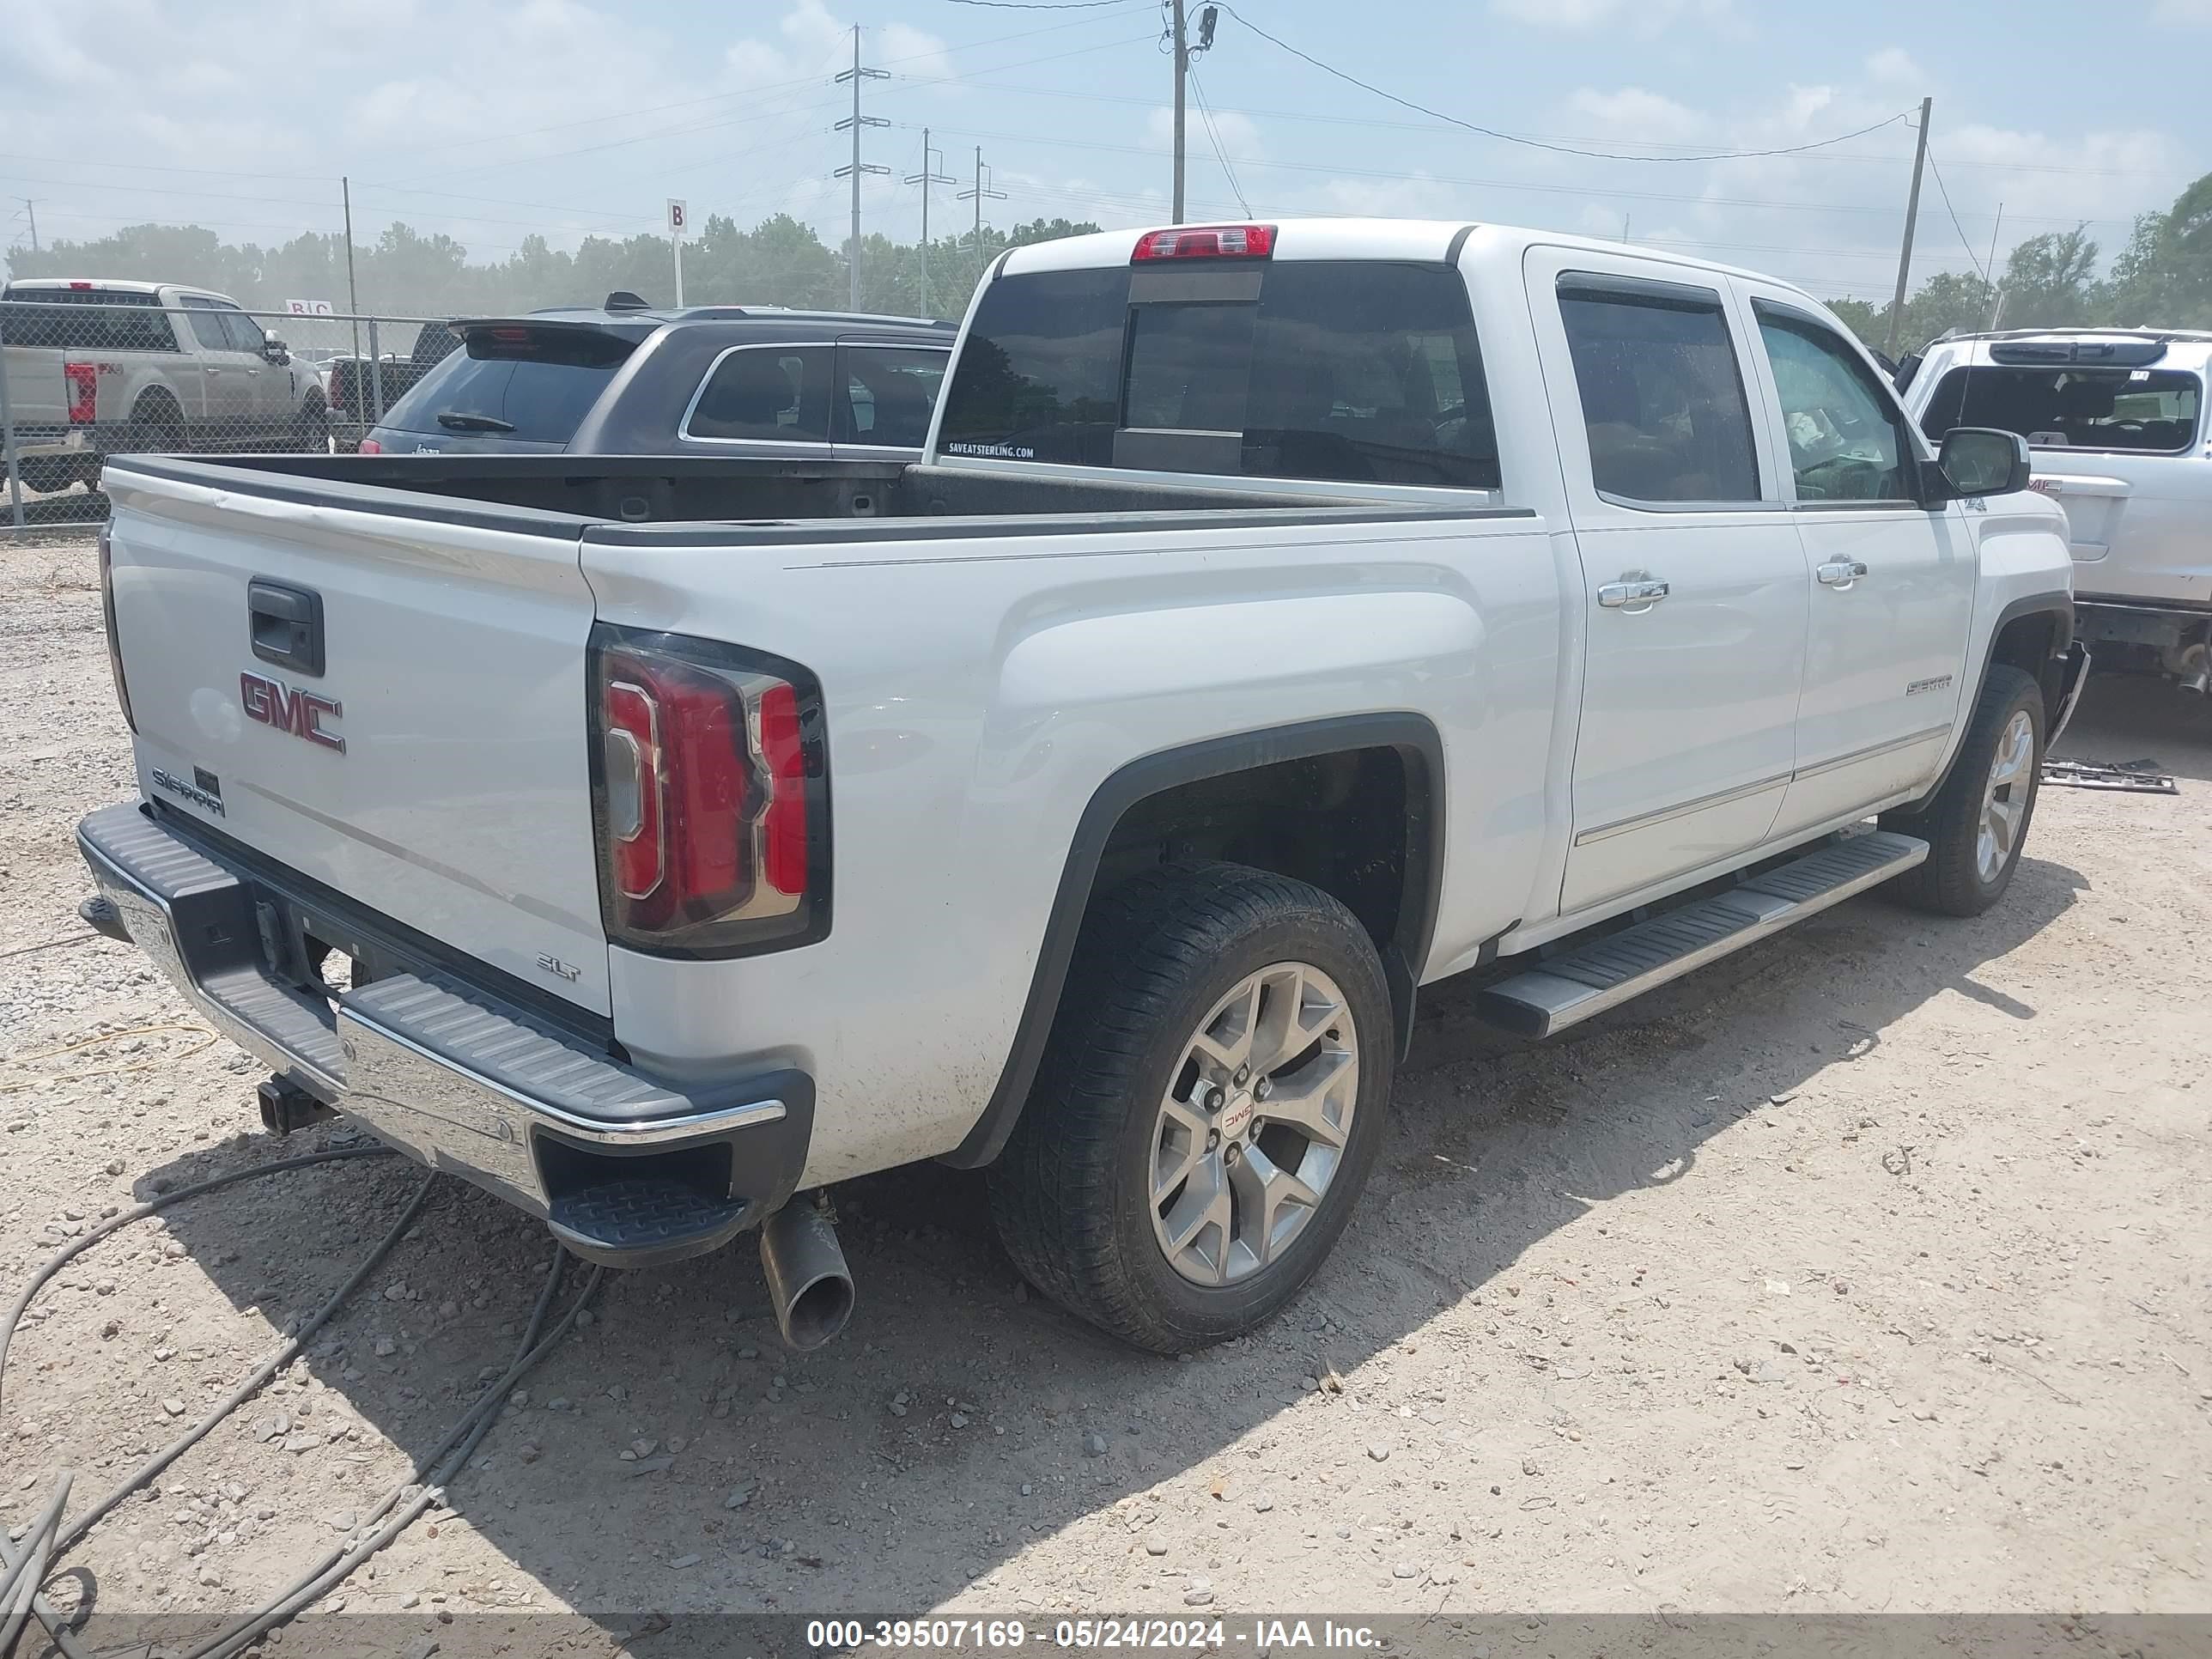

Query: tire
[[988, 862, 1394, 1353], [15, 458, 74, 495], [124, 396, 185, 456], [292, 395, 330, 453], [1880, 664, 2045, 917]]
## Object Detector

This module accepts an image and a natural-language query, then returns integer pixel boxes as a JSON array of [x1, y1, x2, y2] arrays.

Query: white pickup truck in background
[[0, 278, 329, 489], [1898, 328, 2212, 696], [76, 218, 2082, 1354]]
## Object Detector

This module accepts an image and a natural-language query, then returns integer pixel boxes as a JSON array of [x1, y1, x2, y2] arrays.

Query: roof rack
[[1934, 325, 2212, 345]]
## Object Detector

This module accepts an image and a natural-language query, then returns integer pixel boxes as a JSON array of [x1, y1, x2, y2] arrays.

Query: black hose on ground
[[0, 1139, 604, 1657]]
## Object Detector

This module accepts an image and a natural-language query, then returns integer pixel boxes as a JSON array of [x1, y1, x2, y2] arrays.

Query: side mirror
[[263, 335, 290, 364], [1936, 426, 2031, 499]]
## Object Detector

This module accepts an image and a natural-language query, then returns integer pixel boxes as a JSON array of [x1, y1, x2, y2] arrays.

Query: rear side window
[[684, 346, 833, 443], [1918, 366, 2203, 455], [1243, 264, 1498, 488], [1558, 284, 1759, 503], [937, 268, 1127, 464], [936, 260, 1500, 488], [838, 346, 948, 448], [1, 289, 178, 352], [379, 327, 635, 445]]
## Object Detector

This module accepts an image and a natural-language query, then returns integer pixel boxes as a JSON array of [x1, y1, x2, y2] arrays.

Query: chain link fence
[[1, 293, 461, 533]]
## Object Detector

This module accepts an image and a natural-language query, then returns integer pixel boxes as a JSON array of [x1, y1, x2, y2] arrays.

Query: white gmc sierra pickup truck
[[76, 219, 2085, 1354]]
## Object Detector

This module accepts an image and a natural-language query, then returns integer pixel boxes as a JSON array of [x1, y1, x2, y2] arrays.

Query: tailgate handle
[[247, 579, 325, 678]]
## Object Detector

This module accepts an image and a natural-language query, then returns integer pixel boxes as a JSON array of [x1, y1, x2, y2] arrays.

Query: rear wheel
[[124, 394, 185, 456], [1881, 664, 2045, 916], [292, 394, 330, 453], [15, 458, 76, 495], [988, 863, 1393, 1353]]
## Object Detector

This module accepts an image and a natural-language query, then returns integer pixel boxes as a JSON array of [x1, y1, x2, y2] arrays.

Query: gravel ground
[[3, 532, 2209, 1640]]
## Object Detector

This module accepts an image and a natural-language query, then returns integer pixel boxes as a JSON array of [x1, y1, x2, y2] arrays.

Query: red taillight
[[756, 680, 807, 897], [64, 362, 98, 425], [67, 281, 93, 290], [591, 629, 825, 955], [603, 680, 665, 901], [1132, 223, 1275, 263], [356, 437, 384, 454]]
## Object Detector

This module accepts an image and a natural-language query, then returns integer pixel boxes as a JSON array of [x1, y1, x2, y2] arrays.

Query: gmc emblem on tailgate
[[240, 671, 346, 753]]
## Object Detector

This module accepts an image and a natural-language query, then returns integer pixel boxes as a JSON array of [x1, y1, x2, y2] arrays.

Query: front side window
[[221, 308, 268, 354], [687, 347, 832, 442], [180, 298, 232, 353], [1756, 308, 1912, 501], [1559, 284, 1759, 503], [839, 346, 948, 448], [1918, 365, 2203, 455]]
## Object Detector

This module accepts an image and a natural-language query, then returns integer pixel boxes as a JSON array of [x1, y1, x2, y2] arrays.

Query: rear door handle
[[1817, 560, 1869, 588], [1597, 578, 1669, 611]]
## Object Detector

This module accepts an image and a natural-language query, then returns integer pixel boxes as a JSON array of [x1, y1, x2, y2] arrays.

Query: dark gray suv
[[361, 295, 956, 458]]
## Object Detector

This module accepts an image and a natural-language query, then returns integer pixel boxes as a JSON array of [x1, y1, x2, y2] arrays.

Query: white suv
[[1899, 329, 2212, 693]]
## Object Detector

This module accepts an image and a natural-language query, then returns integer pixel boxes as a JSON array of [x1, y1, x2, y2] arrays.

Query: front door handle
[[1597, 578, 1669, 611], [1817, 560, 1869, 587]]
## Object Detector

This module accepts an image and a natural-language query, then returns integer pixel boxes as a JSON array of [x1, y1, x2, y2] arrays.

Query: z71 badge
[[240, 670, 345, 752]]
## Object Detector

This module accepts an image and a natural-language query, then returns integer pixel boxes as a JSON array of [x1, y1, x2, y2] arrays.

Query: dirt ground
[[2, 529, 2209, 1642]]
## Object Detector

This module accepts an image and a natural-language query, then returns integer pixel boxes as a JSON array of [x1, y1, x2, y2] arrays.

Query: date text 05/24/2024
[[805, 1619, 1382, 1650]]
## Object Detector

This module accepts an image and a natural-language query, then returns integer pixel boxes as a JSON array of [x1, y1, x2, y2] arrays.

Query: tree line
[[7, 164, 2209, 353], [1829, 168, 2212, 355], [0, 211, 1103, 323]]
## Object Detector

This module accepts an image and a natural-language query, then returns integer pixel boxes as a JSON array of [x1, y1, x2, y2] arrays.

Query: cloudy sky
[[3, 0, 2207, 301]]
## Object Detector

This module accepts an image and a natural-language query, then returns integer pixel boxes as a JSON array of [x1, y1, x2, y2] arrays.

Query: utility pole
[[834, 25, 890, 310], [1983, 201, 2005, 329], [17, 199, 36, 254], [1170, 0, 1188, 222], [1884, 95, 1932, 359], [957, 148, 1006, 283], [341, 176, 361, 390], [903, 130, 956, 316]]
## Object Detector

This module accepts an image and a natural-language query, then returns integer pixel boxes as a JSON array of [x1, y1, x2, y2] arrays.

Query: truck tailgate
[[1, 343, 68, 429], [101, 464, 611, 1015]]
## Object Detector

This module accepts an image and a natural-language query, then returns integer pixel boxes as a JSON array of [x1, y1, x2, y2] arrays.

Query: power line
[[1924, 146, 1990, 283], [1211, 3, 1911, 163], [367, 3, 1149, 176], [940, 0, 1130, 8], [884, 121, 2136, 234], [1189, 70, 1252, 216]]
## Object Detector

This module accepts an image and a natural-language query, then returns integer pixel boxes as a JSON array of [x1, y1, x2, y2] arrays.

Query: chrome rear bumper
[[76, 803, 811, 1267]]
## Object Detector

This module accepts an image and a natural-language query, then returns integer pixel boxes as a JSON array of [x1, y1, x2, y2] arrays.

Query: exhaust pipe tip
[[758, 1198, 854, 1352]]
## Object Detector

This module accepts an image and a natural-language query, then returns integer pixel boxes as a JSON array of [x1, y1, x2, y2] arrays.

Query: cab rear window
[[1918, 366, 2203, 454], [0, 289, 179, 352], [936, 260, 1501, 489]]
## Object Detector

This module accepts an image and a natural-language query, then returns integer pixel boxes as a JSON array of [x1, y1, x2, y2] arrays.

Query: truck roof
[[512, 302, 956, 331], [1000, 216, 1805, 297], [3, 277, 236, 305]]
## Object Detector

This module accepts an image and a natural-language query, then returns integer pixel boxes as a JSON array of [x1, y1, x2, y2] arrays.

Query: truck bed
[[114, 451, 1469, 533]]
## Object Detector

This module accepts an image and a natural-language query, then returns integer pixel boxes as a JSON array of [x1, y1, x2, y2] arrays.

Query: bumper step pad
[[1476, 830, 1929, 1039], [547, 1178, 754, 1270]]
